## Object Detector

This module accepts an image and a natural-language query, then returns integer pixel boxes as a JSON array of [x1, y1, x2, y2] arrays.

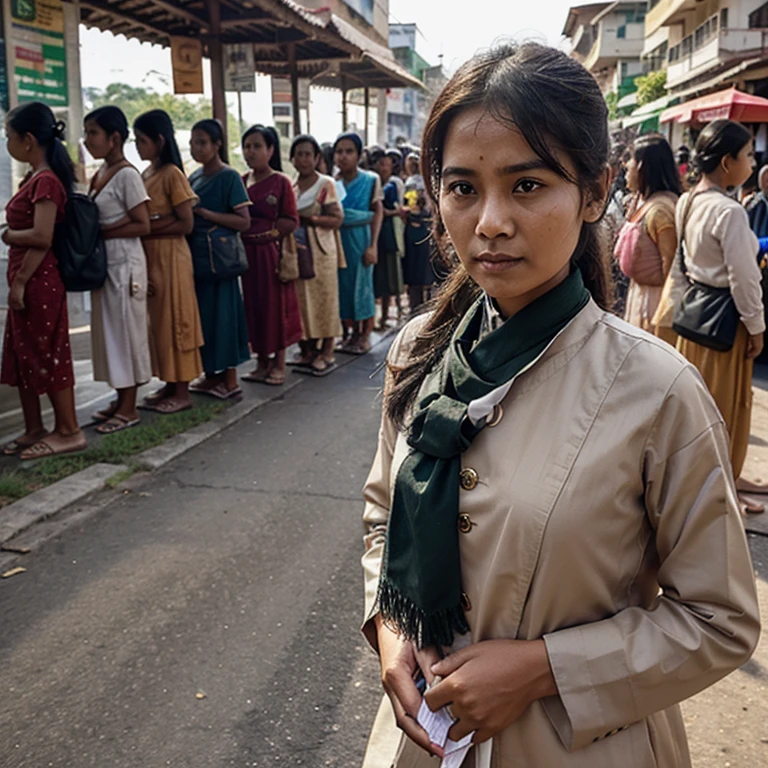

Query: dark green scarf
[[377, 269, 590, 648]]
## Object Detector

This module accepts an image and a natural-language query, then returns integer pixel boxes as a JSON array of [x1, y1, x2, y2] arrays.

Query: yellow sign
[[171, 37, 204, 95]]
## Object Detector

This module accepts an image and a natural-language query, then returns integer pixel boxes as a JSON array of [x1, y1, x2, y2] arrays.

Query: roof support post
[[363, 87, 370, 145], [341, 75, 348, 131], [287, 42, 301, 138], [206, 0, 228, 147]]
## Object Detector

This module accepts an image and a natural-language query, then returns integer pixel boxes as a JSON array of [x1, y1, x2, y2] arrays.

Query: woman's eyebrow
[[442, 159, 550, 180]]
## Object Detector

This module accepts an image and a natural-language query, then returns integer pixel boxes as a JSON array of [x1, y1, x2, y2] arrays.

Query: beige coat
[[362, 300, 759, 768]]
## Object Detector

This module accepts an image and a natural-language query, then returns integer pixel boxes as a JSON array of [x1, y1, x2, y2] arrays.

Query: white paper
[[416, 698, 476, 768]]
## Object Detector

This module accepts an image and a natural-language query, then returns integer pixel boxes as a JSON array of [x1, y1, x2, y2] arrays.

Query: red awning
[[660, 87, 768, 125]]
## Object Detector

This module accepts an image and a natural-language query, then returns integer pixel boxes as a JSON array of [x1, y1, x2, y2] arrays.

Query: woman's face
[[439, 107, 605, 318], [135, 130, 161, 163], [84, 119, 115, 160], [292, 141, 318, 176], [377, 155, 393, 180], [243, 131, 272, 172], [190, 129, 220, 165], [625, 154, 640, 193], [726, 140, 755, 189], [335, 139, 359, 174], [5, 124, 28, 163], [406, 156, 419, 176]]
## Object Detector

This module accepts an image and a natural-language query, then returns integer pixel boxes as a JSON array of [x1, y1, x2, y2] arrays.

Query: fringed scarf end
[[376, 578, 470, 649]]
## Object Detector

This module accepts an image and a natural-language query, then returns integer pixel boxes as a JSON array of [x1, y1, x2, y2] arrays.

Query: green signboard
[[10, 0, 68, 107]]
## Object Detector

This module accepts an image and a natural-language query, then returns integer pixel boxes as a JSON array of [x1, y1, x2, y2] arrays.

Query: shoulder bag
[[278, 232, 300, 282], [196, 226, 248, 281], [671, 191, 739, 352]]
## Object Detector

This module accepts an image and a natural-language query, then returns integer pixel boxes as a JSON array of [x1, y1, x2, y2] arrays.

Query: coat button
[[460, 592, 472, 611], [457, 513, 473, 534], [459, 467, 479, 490]]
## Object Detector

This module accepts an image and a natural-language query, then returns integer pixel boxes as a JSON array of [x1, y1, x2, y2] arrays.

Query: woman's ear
[[583, 165, 611, 223]]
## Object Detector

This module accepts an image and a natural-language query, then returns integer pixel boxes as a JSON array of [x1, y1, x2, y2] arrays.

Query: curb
[[0, 377, 302, 547], [0, 328, 397, 547]]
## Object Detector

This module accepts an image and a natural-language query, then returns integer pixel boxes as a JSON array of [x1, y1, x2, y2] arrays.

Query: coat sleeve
[[541, 365, 760, 751], [361, 315, 430, 652]]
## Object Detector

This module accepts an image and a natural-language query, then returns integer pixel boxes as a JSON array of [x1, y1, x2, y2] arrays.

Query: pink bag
[[614, 218, 664, 286]]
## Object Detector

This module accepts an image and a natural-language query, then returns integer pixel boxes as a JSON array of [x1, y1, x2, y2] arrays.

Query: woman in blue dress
[[334, 133, 383, 354], [187, 119, 251, 399]]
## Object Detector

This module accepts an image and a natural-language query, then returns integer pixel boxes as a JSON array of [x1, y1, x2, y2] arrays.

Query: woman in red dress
[[240, 125, 301, 386], [1, 102, 85, 458]]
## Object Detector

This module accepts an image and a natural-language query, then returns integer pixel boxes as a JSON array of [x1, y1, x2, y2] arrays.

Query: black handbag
[[196, 226, 248, 281], [671, 190, 740, 352]]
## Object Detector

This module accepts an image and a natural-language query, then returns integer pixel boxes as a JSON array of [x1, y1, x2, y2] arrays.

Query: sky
[[77, 0, 575, 141]]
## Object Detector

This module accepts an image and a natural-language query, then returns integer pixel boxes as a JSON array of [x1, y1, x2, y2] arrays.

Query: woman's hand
[[9, 279, 26, 311], [747, 333, 764, 360], [1, 227, 9, 245], [425, 639, 557, 744], [363, 245, 378, 266], [147, 282, 156, 298], [195, 207, 211, 221], [376, 616, 443, 757]]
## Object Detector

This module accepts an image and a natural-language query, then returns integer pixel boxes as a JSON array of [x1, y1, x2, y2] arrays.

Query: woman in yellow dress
[[134, 110, 203, 413]]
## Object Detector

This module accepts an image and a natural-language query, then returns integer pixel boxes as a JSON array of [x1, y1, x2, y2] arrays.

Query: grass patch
[[0, 401, 228, 506]]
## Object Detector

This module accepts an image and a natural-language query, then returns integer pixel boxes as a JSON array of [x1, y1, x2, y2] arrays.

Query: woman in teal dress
[[187, 119, 251, 398], [334, 132, 383, 354]]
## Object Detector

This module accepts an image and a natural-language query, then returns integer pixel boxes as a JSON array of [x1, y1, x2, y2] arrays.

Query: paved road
[[3, 336, 768, 767], [0, 344, 388, 768]]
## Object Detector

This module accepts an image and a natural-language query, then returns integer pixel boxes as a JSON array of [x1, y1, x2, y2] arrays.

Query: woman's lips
[[475, 252, 524, 272]]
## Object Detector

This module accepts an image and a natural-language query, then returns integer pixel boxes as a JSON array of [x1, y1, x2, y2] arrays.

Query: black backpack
[[53, 161, 134, 291], [54, 192, 107, 292]]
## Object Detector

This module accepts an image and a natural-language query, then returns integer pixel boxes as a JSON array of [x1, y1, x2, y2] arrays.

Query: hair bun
[[53, 120, 66, 140]]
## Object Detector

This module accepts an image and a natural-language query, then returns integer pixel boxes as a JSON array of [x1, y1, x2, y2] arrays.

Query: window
[[721, 8, 729, 29], [617, 25, 626, 39], [749, 2, 768, 28]]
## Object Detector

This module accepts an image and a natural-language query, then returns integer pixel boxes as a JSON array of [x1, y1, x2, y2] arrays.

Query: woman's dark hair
[[7, 101, 75, 194], [333, 131, 363, 158], [133, 109, 184, 171], [631, 134, 681, 197], [692, 119, 752, 178], [242, 124, 282, 171], [192, 118, 228, 163], [84, 105, 129, 144], [320, 142, 334, 175], [290, 133, 321, 159], [387, 42, 612, 427]]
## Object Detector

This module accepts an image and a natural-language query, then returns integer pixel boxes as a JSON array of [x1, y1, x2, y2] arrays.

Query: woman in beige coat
[[361, 43, 759, 768]]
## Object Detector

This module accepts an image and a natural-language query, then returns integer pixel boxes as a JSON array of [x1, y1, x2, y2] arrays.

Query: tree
[[604, 91, 618, 121], [634, 70, 667, 107]]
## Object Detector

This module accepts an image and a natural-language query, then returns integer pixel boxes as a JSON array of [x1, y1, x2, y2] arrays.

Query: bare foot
[[739, 493, 765, 514]]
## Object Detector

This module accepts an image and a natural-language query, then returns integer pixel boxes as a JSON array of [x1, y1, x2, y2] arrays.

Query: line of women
[[613, 125, 768, 513], [0, 102, 375, 458]]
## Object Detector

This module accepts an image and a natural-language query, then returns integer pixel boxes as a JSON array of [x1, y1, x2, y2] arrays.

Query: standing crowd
[[1, 101, 436, 459], [609, 123, 768, 514]]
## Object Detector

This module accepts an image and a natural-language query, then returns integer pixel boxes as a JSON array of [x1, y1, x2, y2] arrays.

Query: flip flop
[[263, 371, 286, 386], [295, 358, 337, 377], [19, 434, 87, 461], [153, 398, 193, 415], [143, 386, 172, 405], [739, 494, 765, 514], [95, 415, 140, 435]]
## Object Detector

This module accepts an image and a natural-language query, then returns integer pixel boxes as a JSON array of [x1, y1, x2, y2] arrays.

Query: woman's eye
[[448, 182, 474, 197], [514, 179, 543, 194]]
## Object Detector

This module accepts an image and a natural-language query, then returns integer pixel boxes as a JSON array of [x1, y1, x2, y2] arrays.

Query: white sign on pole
[[224, 43, 255, 92]]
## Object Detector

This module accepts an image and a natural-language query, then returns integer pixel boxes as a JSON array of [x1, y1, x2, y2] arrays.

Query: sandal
[[295, 358, 337, 377], [2, 430, 50, 455], [195, 381, 242, 400], [153, 398, 193, 415], [739, 494, 765, 514], [143, 385, 173, 405], [19, 432, 87, 461], [263, 371, 286, 386], [92, 400, 119, 422], [95, 414, 140, 435], [241, 369, 271, 383]]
